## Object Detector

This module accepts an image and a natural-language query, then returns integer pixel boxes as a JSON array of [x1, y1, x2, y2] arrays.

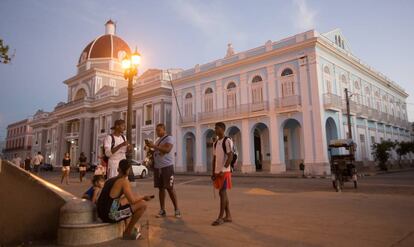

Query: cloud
[[170, 0, 248, 48], [293, 0, 317, 31]]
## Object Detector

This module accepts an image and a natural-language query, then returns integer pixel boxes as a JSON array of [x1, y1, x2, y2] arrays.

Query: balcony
[[323, 93, 342, 110], [65, 132, 79, 139], [196, 101, 269, 124], [275, 95, 301, 113], [55, 97, 94, 111], [180, 115, 196, 125]]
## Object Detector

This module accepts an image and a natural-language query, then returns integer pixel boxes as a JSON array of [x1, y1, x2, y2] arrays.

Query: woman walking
[[79, 152, 87, 182], [61, 152, 71, 184]]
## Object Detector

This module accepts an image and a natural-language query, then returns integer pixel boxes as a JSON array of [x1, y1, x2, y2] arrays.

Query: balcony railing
[[66, 132, 79, 138], [323, 93, 342, 110], [275, 95, 301, 112], [180, 115, 196, 125], [55, 97, 94, 110], [196, 101, 269, 123]]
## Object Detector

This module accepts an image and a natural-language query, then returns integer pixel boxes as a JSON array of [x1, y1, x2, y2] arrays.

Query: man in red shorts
[[211, 122, 234, 226]]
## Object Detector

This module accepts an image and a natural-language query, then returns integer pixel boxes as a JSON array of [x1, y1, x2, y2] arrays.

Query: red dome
[[78, 34, 131, 64]]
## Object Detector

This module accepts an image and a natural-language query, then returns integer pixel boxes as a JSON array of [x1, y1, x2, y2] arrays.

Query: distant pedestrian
[[104, 119, 131, 179], [146, 123, 181, 218], [24, 153, 31, 171], [211, 122, 233, 226], [11, 153, 22, 167], [32, 152, 44, 173], [78, 152, 87, 182], [61, 152, 71, 184]]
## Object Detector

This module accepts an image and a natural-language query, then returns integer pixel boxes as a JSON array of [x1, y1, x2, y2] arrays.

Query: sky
[[1, 0, 414, 141]]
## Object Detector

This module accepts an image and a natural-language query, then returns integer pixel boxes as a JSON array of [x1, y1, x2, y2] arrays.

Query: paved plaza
[[32, 169, 414, 247]]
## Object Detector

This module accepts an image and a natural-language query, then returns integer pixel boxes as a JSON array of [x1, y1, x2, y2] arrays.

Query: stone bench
[[57, 195, 125, 246]]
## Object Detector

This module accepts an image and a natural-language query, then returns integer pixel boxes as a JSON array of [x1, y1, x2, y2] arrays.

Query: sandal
[[211, 218, 225, 226], [223, 218, 233, 223]]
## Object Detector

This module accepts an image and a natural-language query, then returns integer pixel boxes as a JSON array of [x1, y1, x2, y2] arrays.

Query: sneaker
[[156, 209, 166, 218], [174, 209, 182, 218], [122, 228, 141, 240]]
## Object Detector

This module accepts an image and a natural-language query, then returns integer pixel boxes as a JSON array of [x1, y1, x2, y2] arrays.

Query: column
[[266, 65, 276, 110], [302, 53, 330, 175], [269, 115, 284, 173], [194, 125, 205, 172], [240, 73, 248, 105], [56, 123, 66, 167], [216, 79, 224, 110], [241, 119, 254, 173]]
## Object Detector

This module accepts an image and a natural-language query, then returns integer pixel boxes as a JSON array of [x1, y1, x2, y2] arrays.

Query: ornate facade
[[28, 21, 177, 167], [171, 29, 412, 175]]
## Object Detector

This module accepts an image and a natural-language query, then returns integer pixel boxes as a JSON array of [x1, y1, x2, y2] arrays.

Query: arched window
[[252, 75, 263, 83], [341, 75, 348, 84], [364, 86, 371, 107], [226, 82, 237, 108], [323, 66, 332, 94], [251, 75, 263, 103], [281, 68, 293, 76], [227, 82, 236, 89], [205, 88, 213, 94], [184, 93, 193, 117], [204, 88, 214, 112], [281, 68, 296, 97], [74, 88, 87, 101]]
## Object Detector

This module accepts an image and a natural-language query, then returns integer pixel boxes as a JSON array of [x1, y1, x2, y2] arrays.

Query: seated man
[[97, 159, 153, 240]]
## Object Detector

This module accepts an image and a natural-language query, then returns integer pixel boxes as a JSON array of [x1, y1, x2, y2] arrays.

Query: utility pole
[[345, 88, 355, 158]]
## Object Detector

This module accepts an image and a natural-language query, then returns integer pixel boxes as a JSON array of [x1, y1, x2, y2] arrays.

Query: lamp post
[[122, 48, 141, 169]]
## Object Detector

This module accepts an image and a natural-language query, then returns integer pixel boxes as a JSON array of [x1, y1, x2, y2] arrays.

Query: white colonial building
[[29, 21, 178, 167], [171, 29, 412, 175]]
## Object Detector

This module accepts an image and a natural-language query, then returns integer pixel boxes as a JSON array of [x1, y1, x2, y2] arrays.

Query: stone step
[[58, 198, 125, 245], [57, 221, 125, 246]]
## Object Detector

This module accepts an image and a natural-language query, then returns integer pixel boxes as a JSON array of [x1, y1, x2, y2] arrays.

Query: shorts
[[154, 166, 174, 189], [62, 166, 70, 172], [108, 199, 132, 222], [214, 172, 232, 190]]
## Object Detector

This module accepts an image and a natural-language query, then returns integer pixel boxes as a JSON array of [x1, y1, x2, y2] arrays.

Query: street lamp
[[122, 48, 141, 170]]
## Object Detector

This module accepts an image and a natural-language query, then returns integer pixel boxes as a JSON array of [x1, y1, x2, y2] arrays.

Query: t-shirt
[[32, 154, 43, 165], [213, 137, 233, 173], [12, 157, 22, 167], [154, 135, 174, 169], [104, 134, 127, 162]]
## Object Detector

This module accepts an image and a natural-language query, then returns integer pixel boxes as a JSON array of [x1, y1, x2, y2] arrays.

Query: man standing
[[104, 119, 130, 179], [147, 123, 181, 218], [211, 122, 233, 226], [11, 153, 22, 167], [24, 153, 32, 171], [32, 152, 44, 173]]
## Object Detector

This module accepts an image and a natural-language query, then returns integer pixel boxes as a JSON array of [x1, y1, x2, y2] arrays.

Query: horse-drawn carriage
[[328, 139, 358, 192]]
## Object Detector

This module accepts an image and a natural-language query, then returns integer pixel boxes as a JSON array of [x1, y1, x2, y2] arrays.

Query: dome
[[78, 20, 131, 65]]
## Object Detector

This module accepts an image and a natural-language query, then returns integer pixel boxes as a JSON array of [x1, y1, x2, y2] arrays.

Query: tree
[[371, 141, 395, 171], [0, 38, 14, 64], [395, 141, 413, 167]]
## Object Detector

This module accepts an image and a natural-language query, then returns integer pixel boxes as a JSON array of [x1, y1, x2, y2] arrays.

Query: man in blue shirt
[[146, 123, 181, 218]]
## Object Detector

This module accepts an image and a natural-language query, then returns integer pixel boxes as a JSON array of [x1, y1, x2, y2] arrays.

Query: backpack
[[103, 134, 126, 163], [213, 136, 238, 171]]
